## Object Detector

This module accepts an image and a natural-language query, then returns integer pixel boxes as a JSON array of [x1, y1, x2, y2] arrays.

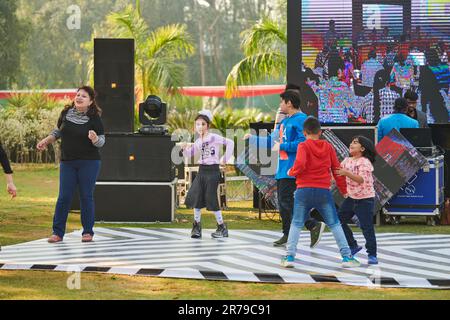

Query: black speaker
[[94, 182, 175, 223], [94, 38, 135, 133], [98, 133, 176, 182]]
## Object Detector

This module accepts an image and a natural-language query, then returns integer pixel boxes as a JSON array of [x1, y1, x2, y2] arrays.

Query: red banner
[[0, 85, 285, 101]]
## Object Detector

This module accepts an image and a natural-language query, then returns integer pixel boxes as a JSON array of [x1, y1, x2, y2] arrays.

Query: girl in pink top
[[336, 136, 379, 265], [182, 110, 234, 239]]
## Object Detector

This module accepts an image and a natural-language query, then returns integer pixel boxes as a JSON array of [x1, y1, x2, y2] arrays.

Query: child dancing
[[183, 110, 234, 239], [282, 117, 360, 268], [337, 136, 378, 265]]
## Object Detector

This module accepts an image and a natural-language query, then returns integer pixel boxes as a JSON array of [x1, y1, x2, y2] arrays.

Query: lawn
[[0, 164, 450, 300]]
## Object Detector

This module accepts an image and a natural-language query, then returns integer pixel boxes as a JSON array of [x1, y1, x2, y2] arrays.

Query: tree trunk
[[198, 19, 206, 86], [212, 23, 224, 84]]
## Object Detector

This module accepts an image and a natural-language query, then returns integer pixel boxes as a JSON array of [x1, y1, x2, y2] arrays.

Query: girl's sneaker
[[281, 255, 295, 268], [368, 255, 378, 265], [341, 256, 361, 268], [211, 223, 228, 238], [191, 221, 202, 238]]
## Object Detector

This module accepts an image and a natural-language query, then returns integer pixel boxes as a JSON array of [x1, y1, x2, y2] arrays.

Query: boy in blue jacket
[[245, 90, 325, 247]]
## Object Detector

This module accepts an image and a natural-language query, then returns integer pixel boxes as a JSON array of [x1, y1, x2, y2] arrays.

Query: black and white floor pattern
[[1, 228, 450, 289]]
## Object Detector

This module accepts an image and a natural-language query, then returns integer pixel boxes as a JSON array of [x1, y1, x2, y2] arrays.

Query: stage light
[[138, 95, 168, 135]]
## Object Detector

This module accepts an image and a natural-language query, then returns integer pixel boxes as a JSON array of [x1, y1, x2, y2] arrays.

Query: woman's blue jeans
[[52, 160, 101, 238]]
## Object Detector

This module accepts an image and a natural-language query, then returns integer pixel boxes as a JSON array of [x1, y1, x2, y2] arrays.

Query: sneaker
[[281, 255, 295, 268], [342, 256, 361, 268], [368, 255, 378, 265], [191, 221, 202, 239], [211, 223, 228, 238], [273, 234, 288, 247], [351, 246, 363, 256], [48, 235, 63, 243], [81, 234, 93, 242], [310, 221, 326, 248]]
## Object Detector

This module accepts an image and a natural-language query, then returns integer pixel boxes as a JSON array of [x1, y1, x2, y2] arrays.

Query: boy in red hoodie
[[281, 117, 361, 268]]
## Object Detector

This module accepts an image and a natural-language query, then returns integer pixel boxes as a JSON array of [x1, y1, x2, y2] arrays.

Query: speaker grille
[[98, 134, 176, 182], [94, 39, 135, 133]]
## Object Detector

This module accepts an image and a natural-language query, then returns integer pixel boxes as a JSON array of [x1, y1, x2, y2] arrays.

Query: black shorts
[[185, 164, 220, 211]]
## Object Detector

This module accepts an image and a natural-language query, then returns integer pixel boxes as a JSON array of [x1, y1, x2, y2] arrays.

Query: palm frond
[[106, 5, 148, 45], [241, 17, 286, 56], [105, 7, 194, 98], [146, 24, 195, 60], [225, 52, 286, 98], [145, 58, 186, 95]]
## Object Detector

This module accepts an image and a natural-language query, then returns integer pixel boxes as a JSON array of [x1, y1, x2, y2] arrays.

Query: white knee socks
[[214, 211, 224, 225], [193, 209, 224, 225], [194, 208, 201, 222]]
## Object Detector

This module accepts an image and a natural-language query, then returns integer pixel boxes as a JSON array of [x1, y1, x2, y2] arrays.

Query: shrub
[[0, 92, 64, 164]]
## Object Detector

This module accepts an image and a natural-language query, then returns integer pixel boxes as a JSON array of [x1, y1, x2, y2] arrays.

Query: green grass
[[1, 270, 450, 300], [1, 164, 450, 300]]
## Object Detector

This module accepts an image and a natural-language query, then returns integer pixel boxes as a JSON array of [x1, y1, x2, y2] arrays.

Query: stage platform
[[1, 228, 449, 289]]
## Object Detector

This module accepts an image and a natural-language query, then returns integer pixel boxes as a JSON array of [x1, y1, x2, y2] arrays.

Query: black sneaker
[[310, 221, 326, 248], [191, 221, 202, 238], [211, 223, 228, 238], [273, 234, 288, 247]]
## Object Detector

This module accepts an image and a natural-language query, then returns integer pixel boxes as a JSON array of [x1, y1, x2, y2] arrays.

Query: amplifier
[[98, 133, 176, 182]]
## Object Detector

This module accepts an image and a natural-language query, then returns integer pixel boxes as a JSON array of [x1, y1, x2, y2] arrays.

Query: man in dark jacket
[[404, 90, 428, 127]]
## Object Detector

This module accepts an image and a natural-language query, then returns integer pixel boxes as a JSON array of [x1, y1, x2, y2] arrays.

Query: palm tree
[[225, 17, 287, 98], [98, 2, 195, 99]]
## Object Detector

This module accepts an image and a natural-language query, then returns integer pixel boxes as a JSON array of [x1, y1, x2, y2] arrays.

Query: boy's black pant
[[277, 178, 318, 235]]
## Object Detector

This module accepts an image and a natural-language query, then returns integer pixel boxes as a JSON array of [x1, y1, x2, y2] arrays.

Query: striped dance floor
[[1, 227, 450, 289]]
